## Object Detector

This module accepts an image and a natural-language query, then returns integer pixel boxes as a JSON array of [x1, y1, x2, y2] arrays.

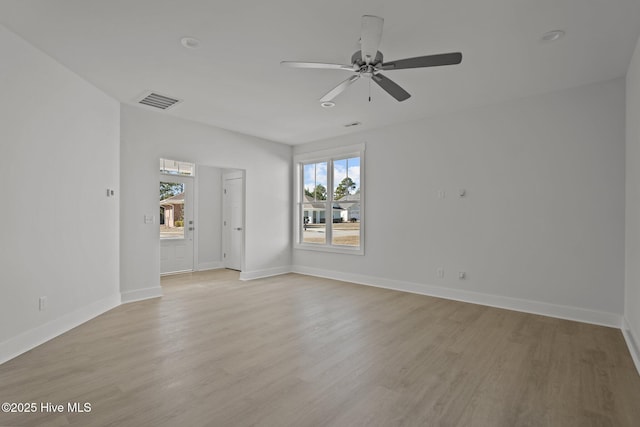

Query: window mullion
[[326, 158, 333, 246]]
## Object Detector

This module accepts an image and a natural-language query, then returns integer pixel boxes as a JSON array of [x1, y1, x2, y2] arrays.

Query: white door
[[160, 176, 194, 274], [223, 172, 244, 271]]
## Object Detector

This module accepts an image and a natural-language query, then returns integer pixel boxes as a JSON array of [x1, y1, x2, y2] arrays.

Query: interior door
[[160, 176, 194, 274], [223, 172, 244, 271]]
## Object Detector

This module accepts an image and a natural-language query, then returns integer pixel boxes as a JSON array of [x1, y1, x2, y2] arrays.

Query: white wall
[[625, 35, 640, 366], [294, 78, 626, 325], [120, 105, 291, 300], [0, 25, 120, 363], [196, 165, 223, 271]]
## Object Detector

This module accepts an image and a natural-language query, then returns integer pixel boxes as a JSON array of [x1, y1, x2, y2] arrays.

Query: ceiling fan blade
[[281, 61, 354, 71], [319, 75, 361, 102], [381, 52, 462, 70], [360, 15, 384, 64], [372, 73, 411, 102]]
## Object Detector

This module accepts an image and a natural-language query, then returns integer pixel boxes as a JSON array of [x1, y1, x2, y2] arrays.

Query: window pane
[[160, 181, 185, 239], [302, 203, 326, 244], [303, 162, 328, 201], [331, 201, 360, 246], [333, 157, 360, 201], [160, 158, 195, 176]]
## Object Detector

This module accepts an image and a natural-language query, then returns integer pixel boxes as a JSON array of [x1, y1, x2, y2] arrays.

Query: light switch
[[144, 215, 154, 224]]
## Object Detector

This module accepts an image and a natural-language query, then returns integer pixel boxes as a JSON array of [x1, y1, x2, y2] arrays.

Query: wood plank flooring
[[1, 270, 639, 426]]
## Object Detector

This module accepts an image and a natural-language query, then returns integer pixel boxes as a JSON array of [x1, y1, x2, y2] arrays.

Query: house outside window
[[294, 143, 364, 255]]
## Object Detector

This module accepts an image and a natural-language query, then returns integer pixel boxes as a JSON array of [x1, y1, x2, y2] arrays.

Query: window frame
[[293, 143, 365, 255]]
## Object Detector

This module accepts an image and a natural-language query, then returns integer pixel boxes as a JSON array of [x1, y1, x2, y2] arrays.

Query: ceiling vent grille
[[137, 92, 181, 110]]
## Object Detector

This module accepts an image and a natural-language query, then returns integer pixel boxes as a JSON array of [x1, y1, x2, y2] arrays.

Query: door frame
[[222, 170, 245, 271]]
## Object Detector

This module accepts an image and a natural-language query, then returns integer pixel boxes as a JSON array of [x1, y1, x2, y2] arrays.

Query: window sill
[[294, 243, 364, 256]]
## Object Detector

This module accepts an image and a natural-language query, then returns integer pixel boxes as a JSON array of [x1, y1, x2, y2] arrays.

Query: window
[[160, 158, 195, 176], [294, 144, 364, 254], [159, 181, 185, 239], [159, 158, 194, 239]]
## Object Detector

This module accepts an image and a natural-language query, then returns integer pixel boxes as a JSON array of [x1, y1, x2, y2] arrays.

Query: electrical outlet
[[39, 296, 47, 311], [459, 271, 466, 280], [437, 268, 444, 278]]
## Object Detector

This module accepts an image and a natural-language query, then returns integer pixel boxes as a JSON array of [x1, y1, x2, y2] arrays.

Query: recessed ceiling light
[[541, 30, 565, 42], [321, 101, 336, 108], [180, 37, 201, 49], [344, 121, 361, 128]]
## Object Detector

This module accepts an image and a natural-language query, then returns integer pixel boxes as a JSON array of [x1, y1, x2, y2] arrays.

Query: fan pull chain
[[369, 78, 372, 102]]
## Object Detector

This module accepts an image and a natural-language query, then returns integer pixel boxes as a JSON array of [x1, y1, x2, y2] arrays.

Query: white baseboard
[[0, 293, 121, 365], [197, 261, 224, 271], [291, 265, 621, 328], [240, 265, 292, 281], [160, 269, 192, 277], [121, 286, 163, 303], [622, 317, 640, 376]]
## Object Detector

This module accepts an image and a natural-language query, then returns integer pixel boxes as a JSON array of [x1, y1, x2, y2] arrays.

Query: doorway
[[223, 171, 245, 271]]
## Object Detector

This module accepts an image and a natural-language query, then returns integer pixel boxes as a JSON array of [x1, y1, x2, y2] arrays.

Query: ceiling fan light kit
[[541, 30, 565, 42], [281, 15, 462, 103], [180, 37, 200, 49]]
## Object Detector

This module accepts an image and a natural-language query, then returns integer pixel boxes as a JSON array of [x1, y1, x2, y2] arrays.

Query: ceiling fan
[[281, 15, 462, 103]]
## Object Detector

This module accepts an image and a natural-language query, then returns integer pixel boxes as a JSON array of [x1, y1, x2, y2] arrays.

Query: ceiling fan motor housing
[[352, 50, 384, 67]]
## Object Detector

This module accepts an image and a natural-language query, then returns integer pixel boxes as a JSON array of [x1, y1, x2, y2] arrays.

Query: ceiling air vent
[[137, 92, 181, 110]]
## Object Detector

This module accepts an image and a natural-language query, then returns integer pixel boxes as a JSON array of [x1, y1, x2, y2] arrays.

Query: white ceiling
[[2, 0, 640, 145]]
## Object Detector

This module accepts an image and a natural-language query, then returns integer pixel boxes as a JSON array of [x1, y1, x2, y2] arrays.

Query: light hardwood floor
[[1, 270, 639, 426]]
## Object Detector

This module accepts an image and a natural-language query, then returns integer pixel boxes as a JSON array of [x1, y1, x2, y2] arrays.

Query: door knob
[[189, 227, 195, 231], [235, 227, 243, 231]]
